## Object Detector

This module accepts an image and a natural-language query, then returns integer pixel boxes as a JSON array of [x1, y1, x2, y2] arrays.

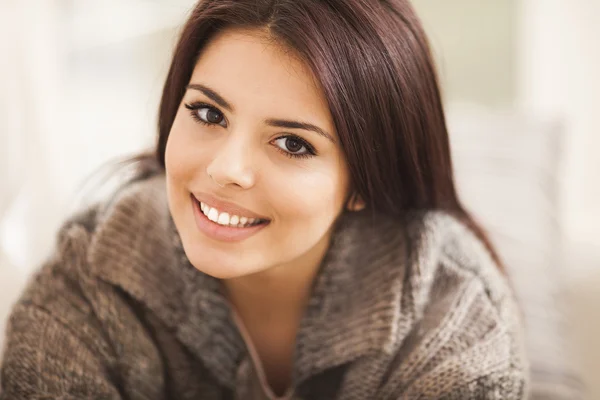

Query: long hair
[[133, 0, 505, 272]]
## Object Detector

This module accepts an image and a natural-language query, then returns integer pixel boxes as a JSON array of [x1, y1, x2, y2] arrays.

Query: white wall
[[0, 1, 190, 271], [414, 0, 517, 107], [517, 1, 600, 397], [417, 0, 600, 247], [517, 0, 600, 246]]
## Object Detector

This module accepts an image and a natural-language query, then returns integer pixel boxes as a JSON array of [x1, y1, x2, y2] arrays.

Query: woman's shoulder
[[0, 173, 175, 399], [400, 209, 525, 347], [21, 173, 171, 300], [337, 207, 518, 319], [377, 209, 529, 398], [403, 209, 515, 312], [63, 171, 168, 244], [85, 171, 169, 237]]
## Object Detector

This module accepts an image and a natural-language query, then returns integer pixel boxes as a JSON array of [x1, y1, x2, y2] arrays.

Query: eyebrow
[[265, 119, 335, 143], [186, 83, 335, 143], [187, 84, 233, 111]]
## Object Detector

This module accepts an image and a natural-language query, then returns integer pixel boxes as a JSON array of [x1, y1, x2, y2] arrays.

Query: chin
[[183, 245, 258, 280], [192, 265, 238, 279], [192, 261, 262, 280]]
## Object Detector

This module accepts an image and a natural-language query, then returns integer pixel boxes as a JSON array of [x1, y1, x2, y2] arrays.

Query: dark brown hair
[[137, 0, 505, 272]]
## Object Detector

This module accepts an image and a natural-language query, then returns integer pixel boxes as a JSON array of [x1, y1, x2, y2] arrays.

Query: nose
[[205, 132, 256, 189]]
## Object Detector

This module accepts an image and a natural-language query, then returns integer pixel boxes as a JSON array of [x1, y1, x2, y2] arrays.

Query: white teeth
[[217, 212, 230, 225], [199, 201, 263, 227], [207, 208, 219, 222]]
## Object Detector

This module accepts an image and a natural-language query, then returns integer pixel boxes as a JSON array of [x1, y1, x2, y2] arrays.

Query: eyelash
[[274, 135, 316, 159], [183, 102, 317, 160], [184, 102, 223, 127]]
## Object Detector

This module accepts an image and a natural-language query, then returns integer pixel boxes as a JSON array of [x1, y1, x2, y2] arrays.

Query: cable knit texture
[[0, 174, 529, 399]]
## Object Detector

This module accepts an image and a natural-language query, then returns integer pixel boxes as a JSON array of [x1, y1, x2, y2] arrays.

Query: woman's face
[[165, 28, 351, 279]]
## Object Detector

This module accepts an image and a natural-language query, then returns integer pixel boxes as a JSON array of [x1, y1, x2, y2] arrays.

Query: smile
[[191, 194, 270, 243], [198, 201, 269, 228]]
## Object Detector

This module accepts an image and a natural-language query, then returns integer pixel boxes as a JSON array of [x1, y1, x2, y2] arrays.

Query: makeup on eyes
[[183, 101, 318, 159], [185, 102, 226, 126]]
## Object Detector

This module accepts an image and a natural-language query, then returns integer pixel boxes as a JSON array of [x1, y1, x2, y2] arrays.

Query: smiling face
[[165, 28, 353, 279]]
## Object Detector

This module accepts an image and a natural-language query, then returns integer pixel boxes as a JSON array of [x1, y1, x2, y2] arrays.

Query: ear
[[346, 193, 366, 212]]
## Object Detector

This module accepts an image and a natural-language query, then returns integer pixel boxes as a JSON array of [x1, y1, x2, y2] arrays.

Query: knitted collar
[[87, 174, 420, 389]]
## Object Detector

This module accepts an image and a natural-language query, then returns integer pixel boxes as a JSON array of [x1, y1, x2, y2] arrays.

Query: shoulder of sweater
[[403, 210, 517, 322], [373, 211, 530, 397], [30, 174, 165, 278], [13, 173, 166, 323], [62, 172, 166, 236]]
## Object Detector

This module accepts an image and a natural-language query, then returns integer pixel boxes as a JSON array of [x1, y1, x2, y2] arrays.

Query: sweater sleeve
[[0, 215, 122, 399], [379, 253, 529, 400]]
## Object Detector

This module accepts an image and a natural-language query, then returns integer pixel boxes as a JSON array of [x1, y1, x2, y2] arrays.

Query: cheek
[[165, 114, 208, 221], [165, 114, 211, 186], [271, 162, 349, 226], [165, 116, 192, 183]]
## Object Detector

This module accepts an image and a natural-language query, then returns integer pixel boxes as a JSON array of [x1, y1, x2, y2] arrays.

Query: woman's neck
[[221, 231, 333, 395]]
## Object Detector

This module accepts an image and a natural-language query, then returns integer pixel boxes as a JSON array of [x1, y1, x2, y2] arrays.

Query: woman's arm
[[0, 217, 122, 399]]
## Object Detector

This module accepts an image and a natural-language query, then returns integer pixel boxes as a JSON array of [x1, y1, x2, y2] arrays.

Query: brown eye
[[272, 135, 315, 159], [206, 108, 223, 124], [285, 137, 303, 153], [185, 103, 227, 127]]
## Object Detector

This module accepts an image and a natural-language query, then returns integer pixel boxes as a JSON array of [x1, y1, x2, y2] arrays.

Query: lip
[[192, 192, 270, 221], [191, 195, 269, 243]]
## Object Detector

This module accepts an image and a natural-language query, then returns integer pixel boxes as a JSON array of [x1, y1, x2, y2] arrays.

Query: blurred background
[[0, 1, 598, 398]]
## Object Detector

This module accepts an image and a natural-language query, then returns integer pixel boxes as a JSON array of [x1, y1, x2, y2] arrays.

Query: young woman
[[0, 0, 529, 399]]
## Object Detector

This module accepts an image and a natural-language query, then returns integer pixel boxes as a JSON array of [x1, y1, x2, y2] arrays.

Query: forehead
[[190, 28, 332, 124]]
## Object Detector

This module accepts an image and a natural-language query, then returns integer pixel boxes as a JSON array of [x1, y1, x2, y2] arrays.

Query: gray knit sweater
[[0, 174, 529, 399]]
